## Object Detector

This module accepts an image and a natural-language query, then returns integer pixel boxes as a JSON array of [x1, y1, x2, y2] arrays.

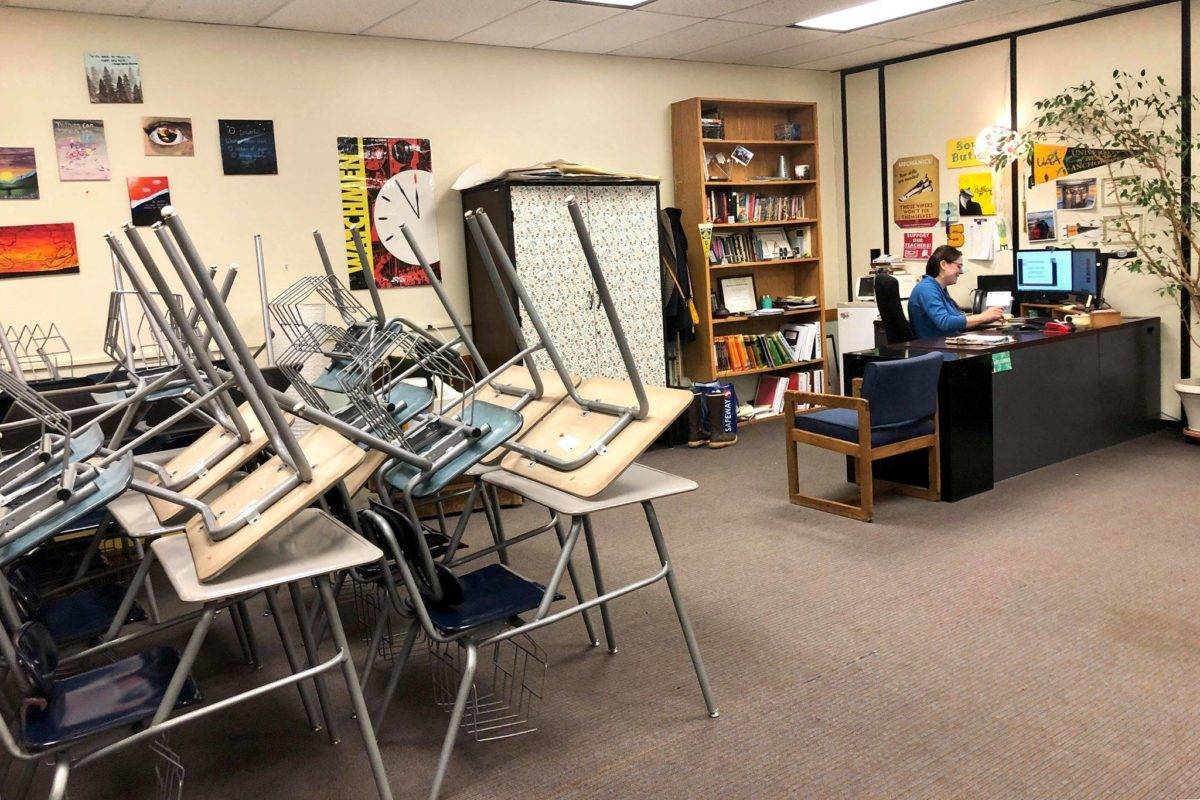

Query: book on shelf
[[713, 329, 813, 373], [752, 374, 789, 417], [779, 321, 821, 362], [785, 368, 826, 411], [708, 228, 813, 265], [706, 189, 807, 224]]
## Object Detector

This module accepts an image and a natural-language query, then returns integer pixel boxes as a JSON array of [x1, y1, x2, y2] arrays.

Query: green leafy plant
[[989, 70, 1198, 342]]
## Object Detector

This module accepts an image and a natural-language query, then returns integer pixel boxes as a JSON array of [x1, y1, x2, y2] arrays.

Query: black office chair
[[874, 273, 915, 344]]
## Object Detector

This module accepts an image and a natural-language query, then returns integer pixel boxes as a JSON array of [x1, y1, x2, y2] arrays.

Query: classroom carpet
[[63, 425, 1200, 800]]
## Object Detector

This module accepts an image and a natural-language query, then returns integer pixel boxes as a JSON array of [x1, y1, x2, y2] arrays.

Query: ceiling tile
[[639, 0, 763, 17], [857, 0, 1049, 39], [537, 10, 699, 54], [720, 0, 864, 26], [5, 0, 148, 13], [913, 0, 1106, 44], [140, 0, 286, 25], [678, 25, 833, 63], [740, 31, 889, 67], [455, 0, 622, 47], [794, 37, 938, 70], [260, 0, 416, 34], [610, 18, 771, 58], [364, 0, 537, 41]]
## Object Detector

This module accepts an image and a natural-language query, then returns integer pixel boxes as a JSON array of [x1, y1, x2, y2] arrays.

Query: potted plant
[[983, 71, 1200, 435]]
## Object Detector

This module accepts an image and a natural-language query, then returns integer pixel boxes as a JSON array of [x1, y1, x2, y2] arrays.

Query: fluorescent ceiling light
[[794, 0, 969, 31], [550, 0, 657, 7]]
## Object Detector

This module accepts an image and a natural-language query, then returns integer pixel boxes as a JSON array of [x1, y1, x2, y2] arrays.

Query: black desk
[[842, 318, 1161, 501]]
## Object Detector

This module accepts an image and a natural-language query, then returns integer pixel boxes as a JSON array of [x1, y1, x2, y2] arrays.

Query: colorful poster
[[1026, 210, 1056, 242], [1027, 143, 1133, 187], [218, 119, 277, 175], [53, 119, 110, 181], [892, 154, 939, 228], [0, 148, 39, 199], [84, 53, 142, 104], [1056, 177, 1096, 210], [127, 176, 170, 227], [957, 172, 994, 216], [902, 232, 932, 261], [0, 224, 80, 279], [946, 137, 983, 169], [141, 117, 193, 156], [337, 136, 440, 290]]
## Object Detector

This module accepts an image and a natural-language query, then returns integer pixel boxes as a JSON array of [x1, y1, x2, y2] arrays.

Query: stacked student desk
[[841, 317, 1161, 501]]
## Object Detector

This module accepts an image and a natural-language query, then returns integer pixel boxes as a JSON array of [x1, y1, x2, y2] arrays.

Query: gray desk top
[[482, 462, 696, 515]]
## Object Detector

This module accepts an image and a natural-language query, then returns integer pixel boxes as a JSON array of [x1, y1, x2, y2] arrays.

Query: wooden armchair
[[784, 351, 944, 522]]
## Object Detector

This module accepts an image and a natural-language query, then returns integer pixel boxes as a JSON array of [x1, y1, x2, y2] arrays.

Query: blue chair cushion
[[21, 646, 200, 751], [414, 564, 561, 634], [794, 408, 934, 447], [38, 584, 147, 644]]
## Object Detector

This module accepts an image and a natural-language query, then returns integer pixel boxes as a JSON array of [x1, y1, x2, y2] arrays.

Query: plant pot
[[1175, 377, 1200, 437]]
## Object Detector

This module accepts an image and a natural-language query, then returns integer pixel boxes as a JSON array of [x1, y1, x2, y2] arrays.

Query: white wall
[[0, 7, 842, 366], [843, 2, 1193, 416]]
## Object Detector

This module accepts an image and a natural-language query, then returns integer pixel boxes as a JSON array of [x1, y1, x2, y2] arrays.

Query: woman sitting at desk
[[907, 245, 1004, 338]]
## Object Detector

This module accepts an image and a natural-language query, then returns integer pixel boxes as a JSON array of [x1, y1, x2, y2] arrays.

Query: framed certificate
[[719, 275, 757, 314]]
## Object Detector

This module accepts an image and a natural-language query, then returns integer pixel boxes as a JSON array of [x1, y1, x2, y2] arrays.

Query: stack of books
[[713, 332, 796, 373], [707, 190, 807, 224], [750, 369, 827, 418], [708, 228, 813, 264], [780, 322, 822, 362]]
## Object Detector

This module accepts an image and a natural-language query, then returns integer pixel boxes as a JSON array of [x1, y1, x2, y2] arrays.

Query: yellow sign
[[1030, 143, 1068, 186], [947, 223, 964, 247], [947, 137, 983, 169], [957, 172, 995, 216]]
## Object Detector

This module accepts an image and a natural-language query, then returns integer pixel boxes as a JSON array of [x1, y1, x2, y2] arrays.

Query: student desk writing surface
[[841, 317, 1160, 501]]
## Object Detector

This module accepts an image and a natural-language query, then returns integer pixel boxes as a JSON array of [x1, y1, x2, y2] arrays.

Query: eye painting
[[140, 116, 194, 156]]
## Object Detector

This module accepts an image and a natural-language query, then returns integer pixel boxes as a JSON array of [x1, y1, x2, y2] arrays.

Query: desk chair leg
[[229, 603, 254, 667], [103, 548, 157, 641], [47, 755, 69, 800], [288, 582, 340, 745], [581, 516, 617, 654], [361, 563, 405, 695], [553, 515, 599, 648], [429, 642, 476, 800], [72, 515, 111, 581], [478, 483, 508, 567], [12, 758, 35, 800], [854, 452, 874, 523], [316, 576, 395, 800], [373, 618, 420, 737], [152, 605, 216, 725], [641, 501, 718, 718], [132, 537, 162, 624], [265, 587, 322, 732]]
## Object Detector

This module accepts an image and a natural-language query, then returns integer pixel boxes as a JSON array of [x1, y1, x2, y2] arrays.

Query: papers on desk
[[944, 333, 1016, 347]]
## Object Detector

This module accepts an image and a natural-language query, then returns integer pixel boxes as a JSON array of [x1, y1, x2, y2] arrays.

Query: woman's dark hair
[[925, 245, 962, 277]]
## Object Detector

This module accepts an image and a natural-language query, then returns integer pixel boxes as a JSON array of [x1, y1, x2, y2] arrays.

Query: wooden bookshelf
[[671, 97, 827, 386]]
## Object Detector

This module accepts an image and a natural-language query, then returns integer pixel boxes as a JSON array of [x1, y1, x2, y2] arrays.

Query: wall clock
[[373, 168, 439, 269]]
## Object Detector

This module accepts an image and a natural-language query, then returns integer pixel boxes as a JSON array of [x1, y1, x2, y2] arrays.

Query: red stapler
[[1043, 320, 1074, 335]]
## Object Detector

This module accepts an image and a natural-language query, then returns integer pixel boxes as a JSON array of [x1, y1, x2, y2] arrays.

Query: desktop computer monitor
[[1069, 248, 1100, 295], [1016, 249, 1073, 294]]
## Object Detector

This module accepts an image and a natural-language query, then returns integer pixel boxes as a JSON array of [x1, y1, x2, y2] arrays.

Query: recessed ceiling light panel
[[794, 0, 969, 32]]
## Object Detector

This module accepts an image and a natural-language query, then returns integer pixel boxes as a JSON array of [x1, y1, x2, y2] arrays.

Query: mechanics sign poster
[[338, 136, 439, 291], [892, 154, 939, 228]]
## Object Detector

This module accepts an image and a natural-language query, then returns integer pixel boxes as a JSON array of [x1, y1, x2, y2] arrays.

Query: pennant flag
[[1028, 143, 1134, 186]]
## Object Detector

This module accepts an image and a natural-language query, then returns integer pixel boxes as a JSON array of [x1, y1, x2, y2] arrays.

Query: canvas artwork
[[0, 223, 80, 279], [337, 136, 440, 290], [128, 176, 171, 227], [218, 119, 277, 175], [1056, 177, 1097, 210], [53, 119, 110, 181], [957, 172, 994, 216], [84, 53, 142, 103], [0, 148, 39, 199], [141, 117, 193, 156], [1026, 210, 1056, 242]]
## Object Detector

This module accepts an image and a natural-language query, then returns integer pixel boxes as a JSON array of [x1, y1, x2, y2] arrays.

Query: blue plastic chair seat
[[38, 584, 146, 644], [414, 564, 560, 634], [21, 646, 200, 751], [793, 408, 934, 447]]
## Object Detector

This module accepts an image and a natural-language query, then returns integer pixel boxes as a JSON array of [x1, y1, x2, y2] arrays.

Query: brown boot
[[705, 391, 737, 448], [686, 393, 709, 447]]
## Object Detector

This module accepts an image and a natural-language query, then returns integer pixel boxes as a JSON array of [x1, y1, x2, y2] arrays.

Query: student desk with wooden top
[[841, 317, 1161, 501]]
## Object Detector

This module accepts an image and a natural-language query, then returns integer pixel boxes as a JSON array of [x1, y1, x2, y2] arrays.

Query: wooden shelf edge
[[713, 307, 821, 325], [702, 138, 816, 145], [703, 180, 817, 186], [711, 219, 818, 228], [715, 358, 823, 379], [709, 257, 819, 270]]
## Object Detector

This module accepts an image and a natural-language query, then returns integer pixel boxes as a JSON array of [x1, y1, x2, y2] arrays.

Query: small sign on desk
[[992, 351, 1012, 373]]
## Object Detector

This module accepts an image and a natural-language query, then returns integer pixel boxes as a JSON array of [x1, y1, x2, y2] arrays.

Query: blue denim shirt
[[907, 275, 966, 338]]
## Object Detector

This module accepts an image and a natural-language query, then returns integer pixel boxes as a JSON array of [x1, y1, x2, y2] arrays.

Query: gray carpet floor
[[60, 425, 1200, 799]]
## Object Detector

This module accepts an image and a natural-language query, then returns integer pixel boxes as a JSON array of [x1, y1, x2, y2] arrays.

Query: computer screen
[[1070, 249, 1099, 295], [1016, 250, 1073, 293]]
